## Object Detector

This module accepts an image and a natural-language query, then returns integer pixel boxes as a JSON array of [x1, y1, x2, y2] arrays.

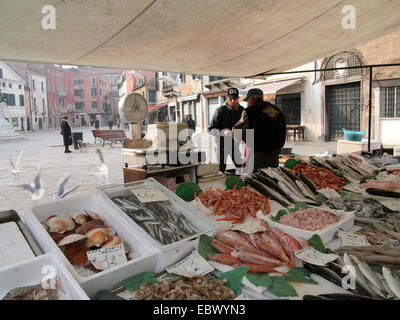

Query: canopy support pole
[[368, 66, 373, 153]]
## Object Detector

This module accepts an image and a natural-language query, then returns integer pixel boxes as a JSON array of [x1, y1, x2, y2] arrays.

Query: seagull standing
[[9, 151, 23, 177], [89, 148, 110, 185], [53, 173, 82, 199], [22, 166, 45, 200]]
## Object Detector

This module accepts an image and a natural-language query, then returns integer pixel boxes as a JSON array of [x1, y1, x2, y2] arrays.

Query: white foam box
[[97, 178, 218, 273], [0, 253, 89, 300], [23, 193, 159, 297], [260, 209, 355, 244], [337, 139, 381, 154]]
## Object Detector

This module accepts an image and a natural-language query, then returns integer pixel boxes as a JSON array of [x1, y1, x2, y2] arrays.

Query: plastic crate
[[342, 128, 366, 142]]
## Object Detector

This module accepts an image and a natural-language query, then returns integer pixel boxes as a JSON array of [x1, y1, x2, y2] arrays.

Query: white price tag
[[344, 182, 366, 194], [376, 171, 393, 181], [189, 198, 212, 215], [378, 199, 400, 211], [165, 250, 214, 277], [86, 244, 127, 271], [317, 188, 341, 200], [294, 247, 338, 266], [131, 184, 169, 203], [338, 230, 370, 247], [231, 219, 267, 234], [234, 293, 251, 300]]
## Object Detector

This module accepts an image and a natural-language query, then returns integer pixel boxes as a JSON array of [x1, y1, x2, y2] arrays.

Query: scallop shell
[[58, 234, 86, 246], [46, 216, 75, 234], [76, 219, 105, 235], [86, 227, 109, 247], [101, 236, 123, 248], [105, 227, 116, 237], [83, 209, 101, 220], [69, 212, 89, 225]]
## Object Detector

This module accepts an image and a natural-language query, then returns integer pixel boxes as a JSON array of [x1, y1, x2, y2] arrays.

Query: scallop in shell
[[86, 227, 109, 247], [69, 212, 89, 225], [46, 216, 75, 234], [83, 209, 101, 220], [105, 227, 116, 237], [58, 234, 86, 246], [76, 219, 105, 235], [101, 236, 123, 248]]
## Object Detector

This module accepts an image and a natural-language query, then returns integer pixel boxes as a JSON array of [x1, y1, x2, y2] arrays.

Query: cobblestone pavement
[[0, 126, 337, 219]]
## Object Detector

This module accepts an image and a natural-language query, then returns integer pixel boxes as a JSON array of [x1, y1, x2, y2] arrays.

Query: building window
[[8, 83, 12, 88], [0, 69, 2, 78], [32, 80, 35, 90], [74, 89, 84, 97], [92, 78, 96, 84], [33, 98, 36, 108], [276, 93, 301, 125], [19, 84, 22, 89], [380, 86, 400, 118], [41, 81, 44, 92], [91, 88, 97, 97], [49, 117, 52, 125], [74, 79, 78, 85], [75, 102, 85, 109], [100, 89, 102, 95], [79, 79, 84, 85], [11, 118, 18, 127], [3, 93, 16, 106], [92, 101, 97, 108], [19, 95, 24, 106], [42, 99, 45, 109]]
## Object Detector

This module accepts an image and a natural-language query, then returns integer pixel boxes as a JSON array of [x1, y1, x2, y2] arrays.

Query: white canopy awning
[[239, 78, 304, 96], [1, 0, 400, 77]]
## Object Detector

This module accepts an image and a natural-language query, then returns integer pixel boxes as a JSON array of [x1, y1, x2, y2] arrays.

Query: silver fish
[[382, 266, 400, 299]]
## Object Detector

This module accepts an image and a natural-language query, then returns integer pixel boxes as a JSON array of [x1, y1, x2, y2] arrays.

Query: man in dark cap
[[208, 87, 244, 173], [233, 88, 286, 173]]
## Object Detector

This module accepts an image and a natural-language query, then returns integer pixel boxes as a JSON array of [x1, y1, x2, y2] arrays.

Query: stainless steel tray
[[0, 210, 42, 257]]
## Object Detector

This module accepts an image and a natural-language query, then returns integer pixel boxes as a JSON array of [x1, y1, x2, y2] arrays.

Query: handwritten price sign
[[338, 230, 370, 247], [131, 184, 169, 203], [166, 250, 214, 277], [294, 247, 338, 266], [86, 244, 127, 271]]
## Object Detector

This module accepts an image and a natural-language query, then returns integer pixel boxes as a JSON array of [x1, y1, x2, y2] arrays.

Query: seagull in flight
[[9, 151, 23, 177], [53, 173, 82, 199], [89, 148, 109, 185], [22, 166, 45, 200]]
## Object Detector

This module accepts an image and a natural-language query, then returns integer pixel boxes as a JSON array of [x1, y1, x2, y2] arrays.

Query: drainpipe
[[28, 73, 34, 131]]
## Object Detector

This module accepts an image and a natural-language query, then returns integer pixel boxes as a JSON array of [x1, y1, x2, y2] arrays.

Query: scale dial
[[119, 93, 148, 123]]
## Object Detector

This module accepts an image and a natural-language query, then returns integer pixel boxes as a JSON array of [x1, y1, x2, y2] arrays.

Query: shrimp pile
[[292, 163, 346, 191], [197, 186, 270, 224], [131, 275, 236, 300]]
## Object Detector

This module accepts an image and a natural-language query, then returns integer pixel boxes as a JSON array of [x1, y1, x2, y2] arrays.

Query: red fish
[[258, 232, 291, 265], [207, 254, 242, 266], [214, 230, 254, 249], [230, 249, 284, 267], [211, 239, 235, 254]]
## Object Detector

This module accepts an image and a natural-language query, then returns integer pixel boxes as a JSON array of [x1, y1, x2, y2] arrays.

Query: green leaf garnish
[[197, 234, 219, 260], [225, 176, 247, 190], [283, 268, 318, 284], [245, 273, 273, 289], [175, 182, 203, 202], [95, 289, 126, 300], [308, 234, 326, 253], [268, 277, 298, 297], [218, 266, 250, 295], [120, 272, 157, 291]]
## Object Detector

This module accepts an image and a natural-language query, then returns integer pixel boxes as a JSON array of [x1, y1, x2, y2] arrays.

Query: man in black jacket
[[233, 88, 286, 173], [208, 88, 244, 173], [61, 115, 72, 153]]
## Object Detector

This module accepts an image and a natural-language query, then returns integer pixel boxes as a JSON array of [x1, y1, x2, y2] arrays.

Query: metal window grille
[[380, 86, 399, 118]]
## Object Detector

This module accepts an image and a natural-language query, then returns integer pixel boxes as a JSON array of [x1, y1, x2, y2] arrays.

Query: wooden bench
[[91, 129, 128, 147]]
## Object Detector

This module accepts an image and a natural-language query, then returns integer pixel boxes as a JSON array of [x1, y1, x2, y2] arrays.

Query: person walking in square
[[95, 119, 100, 130], [108, 119, 113, 130], [61, 115, 72, 153]]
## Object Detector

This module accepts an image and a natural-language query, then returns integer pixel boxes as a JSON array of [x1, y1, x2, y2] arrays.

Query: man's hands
[[223, 130, 232, 137]]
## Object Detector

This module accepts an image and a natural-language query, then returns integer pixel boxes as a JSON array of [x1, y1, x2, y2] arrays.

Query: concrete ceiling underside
[[1, 0, 400, 77]]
